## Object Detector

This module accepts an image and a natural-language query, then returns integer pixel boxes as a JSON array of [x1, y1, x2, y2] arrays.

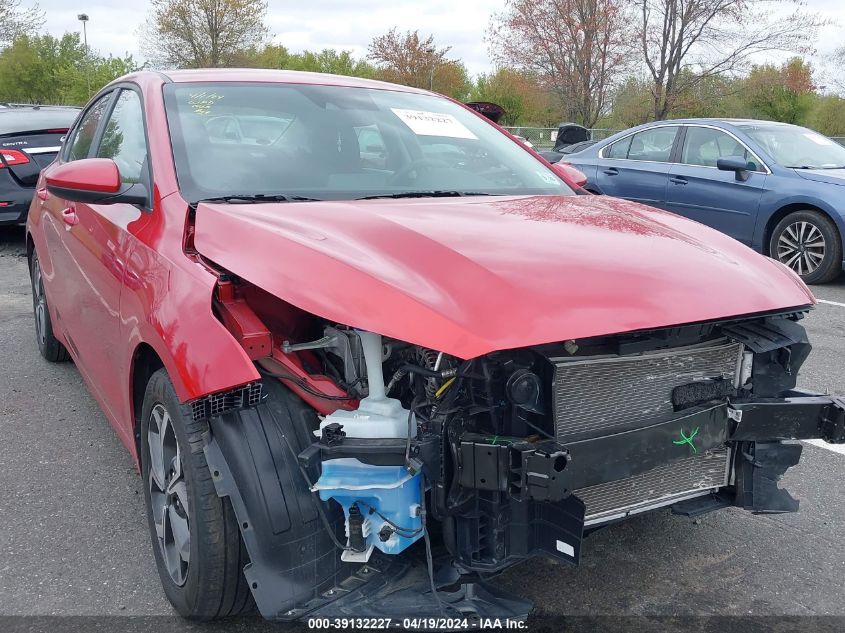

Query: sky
[[34, 0, 845, 82]]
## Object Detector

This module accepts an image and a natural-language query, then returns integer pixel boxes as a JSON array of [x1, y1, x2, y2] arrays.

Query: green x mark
[[673, 427, 700, 453]]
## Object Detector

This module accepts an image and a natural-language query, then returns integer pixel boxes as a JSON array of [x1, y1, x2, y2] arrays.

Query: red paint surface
[[45, 158, 121, 194], [552, 163, 588, 188], [194, 195, 814, 360]]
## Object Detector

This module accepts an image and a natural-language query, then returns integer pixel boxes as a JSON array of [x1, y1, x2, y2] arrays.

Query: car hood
[[194, 195, 814, 359], [794, 168, 845, 186]]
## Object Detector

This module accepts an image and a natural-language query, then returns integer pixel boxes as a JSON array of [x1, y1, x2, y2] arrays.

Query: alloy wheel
[[32, 257, 47, 347], [148, 403, 191, 586], [776, 221, 826, 276]]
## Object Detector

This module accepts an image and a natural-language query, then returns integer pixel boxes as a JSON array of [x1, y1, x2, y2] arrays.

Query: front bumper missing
[[728, 391, 845, 443], [572, 392, 843, 488], [452, 390, 845, 542], [724, 392, 845, 515], [568, 391, 845, 522], [464, 392, 845, 502]]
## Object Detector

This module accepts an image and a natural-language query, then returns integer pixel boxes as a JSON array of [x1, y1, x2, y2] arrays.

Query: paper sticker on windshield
[[391, 108, 477, 140], [536, 171, 560, 185], [804, 133, 834, 146]]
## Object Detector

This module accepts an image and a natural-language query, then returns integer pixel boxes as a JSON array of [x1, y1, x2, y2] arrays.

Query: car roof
[[0, 104, 80, 111], [147, 68, 431, 95], [646, 117, 796, 128], [0, 106, 80, 136], [594, 118, 802, 149]]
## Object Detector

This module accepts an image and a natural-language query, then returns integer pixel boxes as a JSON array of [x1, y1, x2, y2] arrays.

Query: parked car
[[0, 106, 79, 225], [27, 71, 844, 621], [464, 101, 506, 123], [559, 138, 598, 155], [539, 124, 594, 163], [567, 119, 845, 284], [541, 139, 599, 163]]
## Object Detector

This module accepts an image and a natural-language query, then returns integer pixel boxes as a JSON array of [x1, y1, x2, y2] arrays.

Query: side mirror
[[551, 162, 588, 189], [717, 156, 751, 182], [45, 158, 148, 206]]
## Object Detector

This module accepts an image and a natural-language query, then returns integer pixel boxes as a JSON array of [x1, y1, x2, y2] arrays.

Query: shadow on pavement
[[0, 225, 26, 258]]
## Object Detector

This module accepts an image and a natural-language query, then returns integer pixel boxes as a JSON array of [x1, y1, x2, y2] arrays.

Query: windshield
[[739, 124, 845, 169], [163, 83, 573, 202]]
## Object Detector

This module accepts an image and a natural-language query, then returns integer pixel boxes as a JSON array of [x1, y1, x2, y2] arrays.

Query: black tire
[[140, 368, 254, 618], [29, 251, 70, 362], [769, 210, 842, 284]]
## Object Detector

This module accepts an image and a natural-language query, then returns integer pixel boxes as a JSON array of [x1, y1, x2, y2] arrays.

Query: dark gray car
[[0, 106, 80, 225]]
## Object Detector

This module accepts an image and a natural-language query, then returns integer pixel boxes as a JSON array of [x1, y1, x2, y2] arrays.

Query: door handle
[[37, 187, 51, 201], [602, 167, 619, 176], [669, 176, 688, 185], [61, 206, 78, 226]]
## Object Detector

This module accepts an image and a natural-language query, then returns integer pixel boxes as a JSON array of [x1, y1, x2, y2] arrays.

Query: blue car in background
[[566, 119, 845, 284]]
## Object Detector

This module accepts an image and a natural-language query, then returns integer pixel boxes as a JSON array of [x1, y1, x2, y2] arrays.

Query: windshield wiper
[[357, 191, 495, 200], [198, 194, 322, 204]]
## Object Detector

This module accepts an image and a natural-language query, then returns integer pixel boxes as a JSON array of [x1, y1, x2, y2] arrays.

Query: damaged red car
[[27, 70, 845, 620]]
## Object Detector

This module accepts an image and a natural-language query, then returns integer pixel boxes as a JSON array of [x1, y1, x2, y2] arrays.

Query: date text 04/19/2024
[[306, 617, 528, 629]]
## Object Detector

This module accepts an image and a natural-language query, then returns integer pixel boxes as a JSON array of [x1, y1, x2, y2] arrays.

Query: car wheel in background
[[141, 368, 253, 618], [769, 210, 842, 285], [29, 252, 70, 362]]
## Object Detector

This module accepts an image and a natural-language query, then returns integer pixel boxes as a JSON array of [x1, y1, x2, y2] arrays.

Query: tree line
[[0, 1, 136, 104], [1, 0, 843, 136]]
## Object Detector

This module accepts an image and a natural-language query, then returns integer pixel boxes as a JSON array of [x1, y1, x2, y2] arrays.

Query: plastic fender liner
[[202, 378, 353, 618]]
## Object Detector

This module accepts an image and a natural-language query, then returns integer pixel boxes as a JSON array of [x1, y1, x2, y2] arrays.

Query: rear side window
[[66, 94, 112, 161], [627, 126, 679, 162], [96, 89, 148, 184], [606, 136, 632, 159]]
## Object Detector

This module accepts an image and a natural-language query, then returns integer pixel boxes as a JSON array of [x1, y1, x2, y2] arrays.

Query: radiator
[[552, 341, 743, 441], [551, 340, 741, 524], [574, 446, 731, 525]]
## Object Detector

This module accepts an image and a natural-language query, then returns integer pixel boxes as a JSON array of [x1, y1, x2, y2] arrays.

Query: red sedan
[[27, 69, 845, 620]]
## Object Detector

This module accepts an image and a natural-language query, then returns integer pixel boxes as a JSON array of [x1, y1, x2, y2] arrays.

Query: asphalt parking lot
[[1, 224, 844, 627]]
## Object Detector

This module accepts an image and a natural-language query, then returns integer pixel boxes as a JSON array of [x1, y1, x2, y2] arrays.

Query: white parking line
[[804, 439, 845, 455], [817, 299, 845, 308]]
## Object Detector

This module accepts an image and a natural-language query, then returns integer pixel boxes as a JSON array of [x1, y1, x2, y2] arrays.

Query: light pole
[[77, 14, 90, 95]]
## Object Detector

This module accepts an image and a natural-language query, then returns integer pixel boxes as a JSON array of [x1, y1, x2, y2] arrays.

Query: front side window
[[96, 89, 148, 184], [66, 94, 112, 161], [681, 126, 760, 170], [626, 127, 678, 163], [739, 124, 845, 169], [163, 83, 574, 202]]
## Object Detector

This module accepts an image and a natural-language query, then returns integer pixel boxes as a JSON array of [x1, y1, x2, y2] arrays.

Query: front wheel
[[769, 210, 842, 284], [141, 369, 253, 618]]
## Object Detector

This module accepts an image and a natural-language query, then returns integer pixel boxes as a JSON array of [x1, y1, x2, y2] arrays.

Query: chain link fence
[[503, 127, 621, 150]]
